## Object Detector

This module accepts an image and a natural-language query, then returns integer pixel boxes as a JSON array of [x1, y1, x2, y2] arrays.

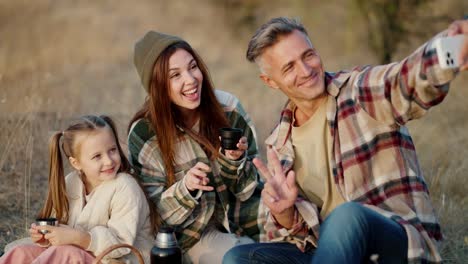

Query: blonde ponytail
[[38, 131, 69, 223]]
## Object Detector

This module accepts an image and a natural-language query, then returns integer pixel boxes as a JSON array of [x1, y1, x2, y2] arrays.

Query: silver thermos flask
[[150, 227, 182, 264]]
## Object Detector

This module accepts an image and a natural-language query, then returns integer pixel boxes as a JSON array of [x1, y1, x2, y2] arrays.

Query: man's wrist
[[276, 206, 295, 217], [272, 206, 295, 229]]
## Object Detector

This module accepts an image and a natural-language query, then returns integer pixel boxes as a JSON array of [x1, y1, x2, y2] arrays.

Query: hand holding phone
[[434, 35, 466, 69]]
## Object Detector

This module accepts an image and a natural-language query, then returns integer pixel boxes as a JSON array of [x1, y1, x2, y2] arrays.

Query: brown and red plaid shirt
[[259, 31, 457, 263]]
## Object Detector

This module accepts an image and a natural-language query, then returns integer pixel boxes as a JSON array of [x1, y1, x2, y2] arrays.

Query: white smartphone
[[434, 35, 466, 69]]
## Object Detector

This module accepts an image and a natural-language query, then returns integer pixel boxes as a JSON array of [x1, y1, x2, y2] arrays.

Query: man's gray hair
[[246, 17, 308, 64]]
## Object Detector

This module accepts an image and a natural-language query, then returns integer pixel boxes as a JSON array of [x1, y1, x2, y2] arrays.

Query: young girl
[[128, 31, 262, 264], [1, 115, 156, 264]]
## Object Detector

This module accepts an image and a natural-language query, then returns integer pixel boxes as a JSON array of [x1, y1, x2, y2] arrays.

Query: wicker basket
[[92, 243, 144, 264]]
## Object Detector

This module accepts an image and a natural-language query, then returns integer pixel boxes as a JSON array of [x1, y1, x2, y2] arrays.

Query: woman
[[128, 31, 262, 264]]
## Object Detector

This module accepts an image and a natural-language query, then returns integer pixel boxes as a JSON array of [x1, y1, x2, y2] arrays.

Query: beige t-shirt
[[292, 96, 345, 218]]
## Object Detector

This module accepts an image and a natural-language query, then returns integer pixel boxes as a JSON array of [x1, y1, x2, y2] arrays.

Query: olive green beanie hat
[[134, 31, 183, 93]]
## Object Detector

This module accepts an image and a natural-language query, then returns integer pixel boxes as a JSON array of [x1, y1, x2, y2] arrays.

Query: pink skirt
[[0, 244, 95, 264]]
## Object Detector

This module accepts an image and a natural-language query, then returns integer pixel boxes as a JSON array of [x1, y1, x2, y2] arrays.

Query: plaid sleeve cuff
[[422, 30, 458, 85], [171, 178, 200, 209], [260, 198, 321, 252], [182, 174, 203, 200], [264, 209, 311, 252], [270, 208, 306, 236]]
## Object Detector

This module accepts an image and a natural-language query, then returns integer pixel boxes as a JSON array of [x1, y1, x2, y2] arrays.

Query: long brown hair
[[40, 115, 159, 233], [128, 41, 229, 187]]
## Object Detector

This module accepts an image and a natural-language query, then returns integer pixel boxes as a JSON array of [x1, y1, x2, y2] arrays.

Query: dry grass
[[0, 0, 467, 262]]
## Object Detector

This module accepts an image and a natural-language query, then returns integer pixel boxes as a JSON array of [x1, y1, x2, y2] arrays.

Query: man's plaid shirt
[[259, 31, 457, 263], [128, 90, 262, 252]]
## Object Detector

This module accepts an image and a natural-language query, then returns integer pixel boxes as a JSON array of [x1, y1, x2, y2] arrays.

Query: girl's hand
[[41, 225, 90, 248], [184, 162, 214, 192], [224, 136, 248, 161], [29, 223, 45, 243]]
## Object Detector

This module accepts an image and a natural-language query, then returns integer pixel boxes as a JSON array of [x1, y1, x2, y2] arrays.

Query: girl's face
[[167, 48, 203, 115], [69, 126, 121, 191]]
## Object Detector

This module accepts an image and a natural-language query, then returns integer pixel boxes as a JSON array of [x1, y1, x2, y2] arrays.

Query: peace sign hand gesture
[[253, 147, 298, 228]]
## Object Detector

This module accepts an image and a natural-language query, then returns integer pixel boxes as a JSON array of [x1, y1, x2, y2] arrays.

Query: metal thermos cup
[[150, 227, 182, 264]]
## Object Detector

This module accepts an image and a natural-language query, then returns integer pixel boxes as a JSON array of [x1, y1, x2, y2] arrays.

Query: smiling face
[[259, 30, 325, 104], [167, 48, 204, 116], [69, 126, 121, 192]]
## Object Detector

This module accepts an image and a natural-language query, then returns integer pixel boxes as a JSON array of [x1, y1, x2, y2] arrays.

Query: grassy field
[[0, 0, 467, 262]]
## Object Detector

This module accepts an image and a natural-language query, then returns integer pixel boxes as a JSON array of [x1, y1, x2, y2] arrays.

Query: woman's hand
[[184, 162, 214, 192], [224, 136, 248, 160], [41, 225, 90, 248]]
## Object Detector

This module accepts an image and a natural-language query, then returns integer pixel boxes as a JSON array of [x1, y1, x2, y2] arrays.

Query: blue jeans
[[223, 202, 408, 264]]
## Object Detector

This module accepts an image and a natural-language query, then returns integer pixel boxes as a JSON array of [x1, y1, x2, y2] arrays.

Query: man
[[223, 17, 468, 264]]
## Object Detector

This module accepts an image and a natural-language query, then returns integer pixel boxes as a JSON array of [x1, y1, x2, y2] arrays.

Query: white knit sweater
[[66, 171, 153, 263]]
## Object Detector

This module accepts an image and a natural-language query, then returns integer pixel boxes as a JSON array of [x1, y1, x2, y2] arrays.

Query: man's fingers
[[456, 20, 468, 33], [447, 20, 468, 70], [261, 189, 277, 205], [266, 147, 283, 180], [448, 21, 460, 36], [447, 20, 468, 36], [253, 157, 271, 181], [286, 170, 297, 193], [263, 182, 280, 201], [459, 37, 468, 71]]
